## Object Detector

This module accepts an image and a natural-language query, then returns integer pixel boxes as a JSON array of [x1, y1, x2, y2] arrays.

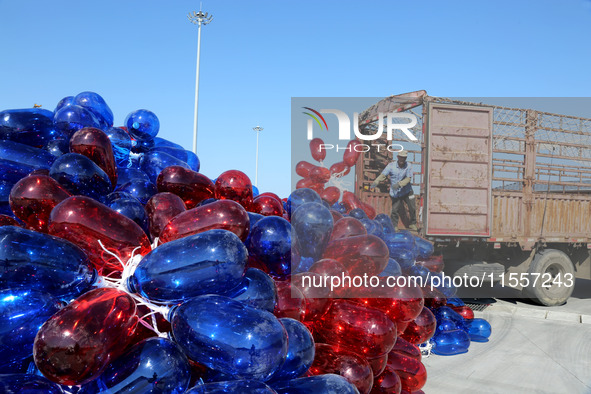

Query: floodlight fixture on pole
[[188, 9, 213, 155], [253, 126, 263, 187]]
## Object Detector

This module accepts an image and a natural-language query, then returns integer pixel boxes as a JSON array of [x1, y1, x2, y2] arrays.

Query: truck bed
[[354, 93, 591, 251]]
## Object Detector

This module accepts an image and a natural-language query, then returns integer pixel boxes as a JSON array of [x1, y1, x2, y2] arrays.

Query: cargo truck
[[354, 91, 591, 306]]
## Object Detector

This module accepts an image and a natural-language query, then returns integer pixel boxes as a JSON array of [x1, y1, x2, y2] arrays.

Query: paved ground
[[422, 279, 591, 393]]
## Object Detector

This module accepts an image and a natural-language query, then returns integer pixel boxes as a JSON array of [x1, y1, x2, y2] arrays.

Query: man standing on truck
[[370, 150, 417, 232]]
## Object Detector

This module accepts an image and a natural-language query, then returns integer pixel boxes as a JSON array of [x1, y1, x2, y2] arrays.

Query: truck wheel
[[451, 262, 505, 283], [522, 249, 575, 306], [442, 255, 505, 283]]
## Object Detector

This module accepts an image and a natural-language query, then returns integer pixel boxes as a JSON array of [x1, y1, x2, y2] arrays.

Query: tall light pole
[[253, 126, 263, 187], [188, 9, 213, 155]]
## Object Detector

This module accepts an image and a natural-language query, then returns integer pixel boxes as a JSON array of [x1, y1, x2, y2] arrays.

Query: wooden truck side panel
[[424, 103, 493, 237], [492, 192, 591, 242]]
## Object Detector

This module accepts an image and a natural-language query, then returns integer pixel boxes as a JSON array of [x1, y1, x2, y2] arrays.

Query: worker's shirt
[[380, 161, 413, 198]]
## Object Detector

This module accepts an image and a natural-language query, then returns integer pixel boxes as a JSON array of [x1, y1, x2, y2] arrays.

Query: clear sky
[[1, 0, 590, 198]]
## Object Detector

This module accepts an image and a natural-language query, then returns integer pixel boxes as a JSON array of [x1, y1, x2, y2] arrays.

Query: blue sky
[[1, 0, 590, 197]]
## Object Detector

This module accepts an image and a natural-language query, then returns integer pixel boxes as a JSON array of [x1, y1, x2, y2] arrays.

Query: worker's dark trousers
[[390, 191, 416, 228]]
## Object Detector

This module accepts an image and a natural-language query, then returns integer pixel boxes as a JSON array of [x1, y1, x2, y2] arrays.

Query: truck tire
[[452, 262, 505, 283], [444, 260, 505, 283], [522, 249, 575, 306]]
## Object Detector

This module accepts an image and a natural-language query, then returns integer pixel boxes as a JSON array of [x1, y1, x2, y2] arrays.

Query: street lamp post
[[253, 126, 263, 187], [187, 9, 213, 155]]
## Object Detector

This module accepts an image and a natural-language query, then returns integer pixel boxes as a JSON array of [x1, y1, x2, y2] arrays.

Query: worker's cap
[[397, 150, 408, 158]]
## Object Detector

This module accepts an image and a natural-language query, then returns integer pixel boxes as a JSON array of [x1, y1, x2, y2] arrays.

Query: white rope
[[96, 238, 171, 336], [97, 239, 126, 271], [419, 341, 433, 358], [152, 237, 160, 249], [127, 152, 142, 168], [327, 173, 353, 199], [118, 251, 142, 293], [151, 312, 167, 338]]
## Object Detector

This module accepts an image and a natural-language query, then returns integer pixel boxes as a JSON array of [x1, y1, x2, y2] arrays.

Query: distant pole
[[253, 126, 263, 187], [188, 9, 213, 155]]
